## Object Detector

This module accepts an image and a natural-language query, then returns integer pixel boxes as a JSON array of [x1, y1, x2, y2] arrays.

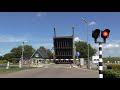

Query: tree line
[[0, 45, 53, 63], [0, 41, 97, 63]]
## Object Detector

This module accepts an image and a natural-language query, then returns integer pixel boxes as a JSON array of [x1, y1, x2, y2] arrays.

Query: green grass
[[0, 67, 36, 74]]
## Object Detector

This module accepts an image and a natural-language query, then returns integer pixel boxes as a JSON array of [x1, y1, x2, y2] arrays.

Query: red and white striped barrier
[[53, 59, 75, 61], [36, 59, 79, 61]]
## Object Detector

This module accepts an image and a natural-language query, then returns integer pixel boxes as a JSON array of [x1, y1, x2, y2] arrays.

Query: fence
[[0, 62, 31, 69], [0, 58, 101, 69]]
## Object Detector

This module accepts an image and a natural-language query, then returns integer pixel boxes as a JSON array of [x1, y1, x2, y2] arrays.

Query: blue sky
[[0, 12, 119, 57]]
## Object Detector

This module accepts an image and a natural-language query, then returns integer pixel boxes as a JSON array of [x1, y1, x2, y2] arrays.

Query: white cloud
[[92, 40, 120, 57], [37, 12, 47, 17], [104, 43, 120, 49], [89, 21, 96, 26], [28, 38, 52, 43], [49, 39, 52, 41], [0, 49, 11, 56], [0, 34, 52, 56], [23, 40, 28, 43], [74, 37, 82, 42], [93, 44, 99, 48], [0, 35, 28, 43], [93, 42, 120, 50], [110, 40, 120, 43]]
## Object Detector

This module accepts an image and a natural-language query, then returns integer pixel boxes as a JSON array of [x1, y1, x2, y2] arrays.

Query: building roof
[[39, 49, 48, 58], [30, 49, 47, 59]]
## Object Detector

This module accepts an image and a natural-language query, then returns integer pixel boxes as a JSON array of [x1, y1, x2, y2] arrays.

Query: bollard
[[80, 58, 84, 68], [19, 60, 22, 68], [31, 60, 33, 64], [70, 63, 73, 68], [115, 61, 116, 64], [25, 61, 26, 64], [6, 61, 10, 69], [38, 61, 40, 64], [117, 61, 120, 65]]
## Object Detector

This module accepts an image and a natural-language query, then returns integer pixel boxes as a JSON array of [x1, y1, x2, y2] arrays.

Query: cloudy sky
[[0, 12, 119, 57]]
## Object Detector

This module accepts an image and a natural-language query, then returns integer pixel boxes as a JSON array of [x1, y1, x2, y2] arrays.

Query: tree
[[10, 46, 22, 58], [4, 53, 13, 60], [46, 49, 53, 59], [23, 45, 35, 59], [0, 56, 3, 60], [11, 45, 35, 59], [3, 45, 35, 63], [75, 41, 97, 59], [39, 46, 46, 53]]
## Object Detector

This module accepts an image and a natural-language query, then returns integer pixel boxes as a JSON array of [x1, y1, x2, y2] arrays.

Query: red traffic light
[[101, 29, 110, 42], [103, 31, 108, 37], [101, 29, 110, 38]]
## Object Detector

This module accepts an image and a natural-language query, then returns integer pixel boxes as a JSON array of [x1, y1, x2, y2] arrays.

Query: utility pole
[[51, 47, 55, 60], [53, 27, 56, 62], [82, 18, 90, 69]]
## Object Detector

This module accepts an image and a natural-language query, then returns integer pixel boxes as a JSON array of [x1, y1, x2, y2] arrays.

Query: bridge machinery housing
[[53, 27, 76, 64]]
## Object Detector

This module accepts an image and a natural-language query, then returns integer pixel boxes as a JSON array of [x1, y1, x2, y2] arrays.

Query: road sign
[[76, 52, 80, 56]]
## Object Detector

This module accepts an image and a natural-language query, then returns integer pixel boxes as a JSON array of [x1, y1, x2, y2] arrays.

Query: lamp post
[[51, 47, 54, 59], [51, 47, 55, 62], [21, 41, 24, 66], [82, 18, 90, 69]]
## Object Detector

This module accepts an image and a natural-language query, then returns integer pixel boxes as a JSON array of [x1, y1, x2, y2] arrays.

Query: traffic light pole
[[95, 41, 105, 78], [92, 28, 110, 78], [98, 42, 103, 78], [94, 41, 104, 78]]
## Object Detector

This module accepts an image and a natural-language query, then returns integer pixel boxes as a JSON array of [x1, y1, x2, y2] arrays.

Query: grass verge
[[0, 67, 36, 74]]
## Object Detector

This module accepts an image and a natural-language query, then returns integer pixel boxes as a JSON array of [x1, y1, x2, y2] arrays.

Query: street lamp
[[21, 41, 24, 66], [82, 18, 90, 69], [51, 47, 55, 59]]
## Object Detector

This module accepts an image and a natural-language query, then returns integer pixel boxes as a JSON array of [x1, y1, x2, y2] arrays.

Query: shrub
[[111, 65, 120, 70], [107, 64, 120, 70], [10, 58, 20, 64], [107, 65, 112, 69], [103, 69, 120, 78], [103, 57, 120, 63], [2, 60, 8, 64]]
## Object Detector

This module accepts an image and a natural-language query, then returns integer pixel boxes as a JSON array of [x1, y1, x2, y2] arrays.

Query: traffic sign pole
[[77, 56, 78, 59]]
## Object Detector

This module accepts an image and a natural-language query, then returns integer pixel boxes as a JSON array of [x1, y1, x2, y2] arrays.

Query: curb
[[30, 63, 54, 68], [72, 65, 98, 71]]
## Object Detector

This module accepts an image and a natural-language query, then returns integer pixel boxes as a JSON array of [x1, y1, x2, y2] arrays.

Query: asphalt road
[[0, 64, 99, 78]]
